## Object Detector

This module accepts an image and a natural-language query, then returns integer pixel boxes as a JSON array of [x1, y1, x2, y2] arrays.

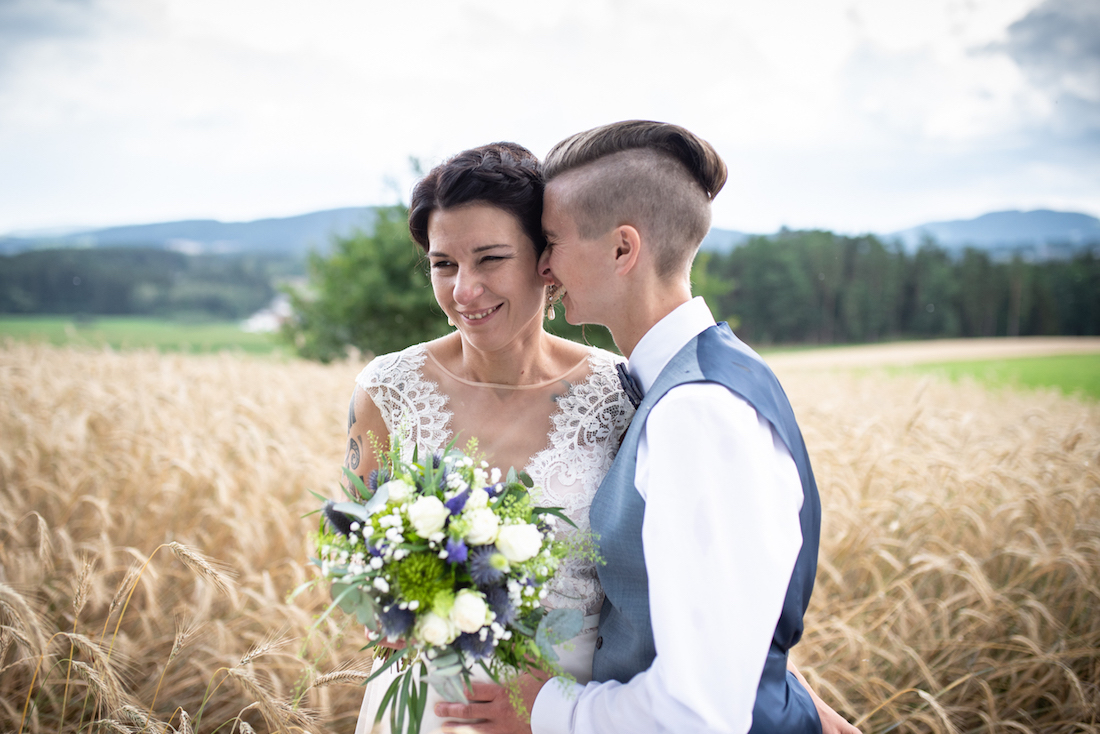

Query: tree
[[282, 206, 451, 362]]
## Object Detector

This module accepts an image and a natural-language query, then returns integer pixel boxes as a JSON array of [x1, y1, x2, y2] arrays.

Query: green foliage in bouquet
[[307, 439, 586, 734]]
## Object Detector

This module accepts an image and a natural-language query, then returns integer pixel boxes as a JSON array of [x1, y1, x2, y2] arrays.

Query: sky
[[0, 0, 1097, 236]]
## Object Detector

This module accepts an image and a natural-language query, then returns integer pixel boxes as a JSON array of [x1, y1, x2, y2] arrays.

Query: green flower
[[395, 552, 450, 611]]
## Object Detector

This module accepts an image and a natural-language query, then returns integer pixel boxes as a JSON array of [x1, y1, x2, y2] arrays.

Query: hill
[[4, 207, 1098, 259], [0, 207, 378, 256], [889, 209, 1100, 256]]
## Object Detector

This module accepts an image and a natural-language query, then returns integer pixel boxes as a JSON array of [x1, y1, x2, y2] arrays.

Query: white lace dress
[[353, 343, 634, 734]]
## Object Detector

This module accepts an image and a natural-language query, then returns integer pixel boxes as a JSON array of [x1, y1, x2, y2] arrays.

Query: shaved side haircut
[[543, 120, 728, 278]]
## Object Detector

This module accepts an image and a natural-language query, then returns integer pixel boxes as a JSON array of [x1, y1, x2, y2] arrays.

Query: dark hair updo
[[408, 142, 547, 256]]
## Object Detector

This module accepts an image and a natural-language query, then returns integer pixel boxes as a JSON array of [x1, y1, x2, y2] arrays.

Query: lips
[[458, 304, 502, 322]]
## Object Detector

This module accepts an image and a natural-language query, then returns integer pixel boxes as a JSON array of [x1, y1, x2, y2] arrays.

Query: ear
[[611, 225, 642, 275]]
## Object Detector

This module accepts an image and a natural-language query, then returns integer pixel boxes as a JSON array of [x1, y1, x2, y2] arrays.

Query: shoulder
[[355, 342, 429, 390]]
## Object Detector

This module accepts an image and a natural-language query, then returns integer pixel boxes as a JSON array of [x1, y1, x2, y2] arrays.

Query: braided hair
[[408, 143, 546, 255]]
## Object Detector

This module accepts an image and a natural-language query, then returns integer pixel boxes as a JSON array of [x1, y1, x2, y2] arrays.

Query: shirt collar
[[628, 296, 716, 393]]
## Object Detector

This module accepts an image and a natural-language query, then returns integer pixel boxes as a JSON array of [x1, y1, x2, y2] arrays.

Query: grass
[[901, 353, 1100, 401], [0, 316, 285, 355], [1, 342, 1098, 732]]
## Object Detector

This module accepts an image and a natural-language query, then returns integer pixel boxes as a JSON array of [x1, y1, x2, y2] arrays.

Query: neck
[[452, 317, 559, 386], [606, 278, 693, 358]]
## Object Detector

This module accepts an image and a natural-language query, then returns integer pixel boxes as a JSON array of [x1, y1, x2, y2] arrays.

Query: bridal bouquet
[[310, 441, 583, 734]]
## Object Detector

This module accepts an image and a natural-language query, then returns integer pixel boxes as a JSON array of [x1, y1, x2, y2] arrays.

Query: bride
[[344, 143, 856, 734]]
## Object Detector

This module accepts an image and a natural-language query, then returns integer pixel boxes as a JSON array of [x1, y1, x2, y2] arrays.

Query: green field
[[0, 316, 285, 354], [900, 353, 1100, 401]]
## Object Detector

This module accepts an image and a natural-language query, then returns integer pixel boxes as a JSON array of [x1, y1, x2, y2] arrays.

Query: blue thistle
[[379, 604, 415, 638], [484, 585, 516, 626], [368, 468, 391, 492], [444, 537, 468, 565], [468, 545, 506, 587], [485, 482, 504, 497], [445, 489, 470, 515], [455, 631, 495, 659], [323, 501, 354, 536]]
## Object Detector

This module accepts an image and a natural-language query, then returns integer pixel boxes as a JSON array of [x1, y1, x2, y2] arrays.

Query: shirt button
[[595, 636, 603, 649]]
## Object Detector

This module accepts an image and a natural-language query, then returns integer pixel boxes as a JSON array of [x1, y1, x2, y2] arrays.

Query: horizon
[[4, 205, 1099, 243]]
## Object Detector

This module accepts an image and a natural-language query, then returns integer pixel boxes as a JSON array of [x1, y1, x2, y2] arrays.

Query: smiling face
[[540, 177, 617, 327], [427, 203, 548, 352]]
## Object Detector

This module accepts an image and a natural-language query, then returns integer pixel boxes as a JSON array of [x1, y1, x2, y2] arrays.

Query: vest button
[[595, 636, 603, 649]]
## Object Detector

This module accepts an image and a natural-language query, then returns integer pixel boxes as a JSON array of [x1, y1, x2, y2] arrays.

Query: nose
[[453, 267, 484, 305]]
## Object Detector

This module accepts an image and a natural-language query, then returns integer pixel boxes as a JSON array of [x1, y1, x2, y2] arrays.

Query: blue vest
[[589, 323, 822, 734]]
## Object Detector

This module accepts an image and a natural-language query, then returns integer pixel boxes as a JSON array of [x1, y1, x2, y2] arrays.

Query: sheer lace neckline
[[425, 347, 589, 391]]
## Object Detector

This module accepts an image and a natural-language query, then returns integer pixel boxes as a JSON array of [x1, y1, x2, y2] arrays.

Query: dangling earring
[[545, 286, 557, 321], [447, 316, 455, 327]]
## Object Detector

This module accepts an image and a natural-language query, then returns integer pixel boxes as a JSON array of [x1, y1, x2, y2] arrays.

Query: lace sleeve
[[355, 344, 452, 463]]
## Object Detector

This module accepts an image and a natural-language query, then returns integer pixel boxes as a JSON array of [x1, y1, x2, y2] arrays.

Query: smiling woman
[[341, 142, 634, 734]]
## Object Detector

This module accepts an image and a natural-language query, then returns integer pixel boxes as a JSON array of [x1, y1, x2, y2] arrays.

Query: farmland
[[1, 341, 1098, 732]]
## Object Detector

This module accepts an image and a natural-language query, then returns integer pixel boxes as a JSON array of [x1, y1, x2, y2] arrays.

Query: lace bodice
[[356, 343, 634, 615]]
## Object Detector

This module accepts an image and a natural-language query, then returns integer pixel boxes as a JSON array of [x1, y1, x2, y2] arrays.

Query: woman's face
[[426, 203, 548, 352]]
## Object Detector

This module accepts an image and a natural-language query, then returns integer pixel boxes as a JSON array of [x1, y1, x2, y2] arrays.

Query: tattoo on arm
[[347, 393, 357, 431], [346, 436, 362, 470]]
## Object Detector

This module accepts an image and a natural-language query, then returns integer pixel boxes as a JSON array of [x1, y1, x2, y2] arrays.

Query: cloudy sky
[[0, 0, 1097, 236]]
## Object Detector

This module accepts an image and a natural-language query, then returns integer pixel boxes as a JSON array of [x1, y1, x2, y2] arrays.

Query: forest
[[4, 210, 1098, 359], [701, 230, 1100, 344]]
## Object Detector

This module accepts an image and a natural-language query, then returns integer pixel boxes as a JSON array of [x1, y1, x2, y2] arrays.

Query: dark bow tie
[[616, 362, 644, 408]]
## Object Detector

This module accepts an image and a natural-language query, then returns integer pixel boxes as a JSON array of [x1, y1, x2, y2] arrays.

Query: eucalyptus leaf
[[331, 582, 362, 615], [354, 592, 378, 626], [534, 608, 584, 662], [331, 501, 371, 522], [426, 670, 468, 703], [518, 470, 534, 488]]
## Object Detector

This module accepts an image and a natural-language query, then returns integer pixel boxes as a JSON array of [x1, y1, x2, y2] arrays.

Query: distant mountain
[[5, 207, 1097, 260], [888, 209, 1100, 255], [0, 207, 378, 256], [700, 227, 753, 252]]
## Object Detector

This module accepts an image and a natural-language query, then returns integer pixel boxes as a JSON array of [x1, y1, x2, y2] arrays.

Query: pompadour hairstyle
[[409, 142, 546, 255], [543, 120, 728, 277]]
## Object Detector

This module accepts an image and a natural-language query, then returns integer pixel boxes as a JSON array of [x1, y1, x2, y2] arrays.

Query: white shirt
[[532, 297, 805, 734]]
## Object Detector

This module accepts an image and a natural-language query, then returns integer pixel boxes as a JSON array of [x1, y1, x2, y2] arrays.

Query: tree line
[[697, 230, 1100, 345], [4, 210, 1096, 358], [283, 207, 1100, 362], [0, 248, 298, 320]]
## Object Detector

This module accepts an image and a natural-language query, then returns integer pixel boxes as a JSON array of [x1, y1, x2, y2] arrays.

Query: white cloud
[[0, 0, 1095, 235]]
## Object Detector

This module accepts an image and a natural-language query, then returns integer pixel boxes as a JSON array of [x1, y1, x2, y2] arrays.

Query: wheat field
[[1, 342, 1097, 733]]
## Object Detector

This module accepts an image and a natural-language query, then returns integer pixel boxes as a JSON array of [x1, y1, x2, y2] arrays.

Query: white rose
[[465, 487, 490, 510], [407, 496, 449, 537], [417, 612, 456, 646], [450, 589, 490, 633], [496, 523, 543, 563], [380, 478, 415, 504], [464, 507, 500, 545]]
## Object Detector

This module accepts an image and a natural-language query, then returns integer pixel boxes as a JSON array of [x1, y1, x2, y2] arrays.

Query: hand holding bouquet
[[310, 442, 584, 734]]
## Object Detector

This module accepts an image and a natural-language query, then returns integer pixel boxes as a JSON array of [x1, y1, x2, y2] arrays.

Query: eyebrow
[[427, 244, 512, 258]]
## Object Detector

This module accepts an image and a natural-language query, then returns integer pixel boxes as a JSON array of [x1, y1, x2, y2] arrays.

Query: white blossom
[[496, 523, 542, 563], [464, 507, 499, 545], [408, 496, 450, 537], [417, 612, 457, 646], [451, 589, 491, 633], [380, 478, 415, 503], [465, 487, 489, 511]]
